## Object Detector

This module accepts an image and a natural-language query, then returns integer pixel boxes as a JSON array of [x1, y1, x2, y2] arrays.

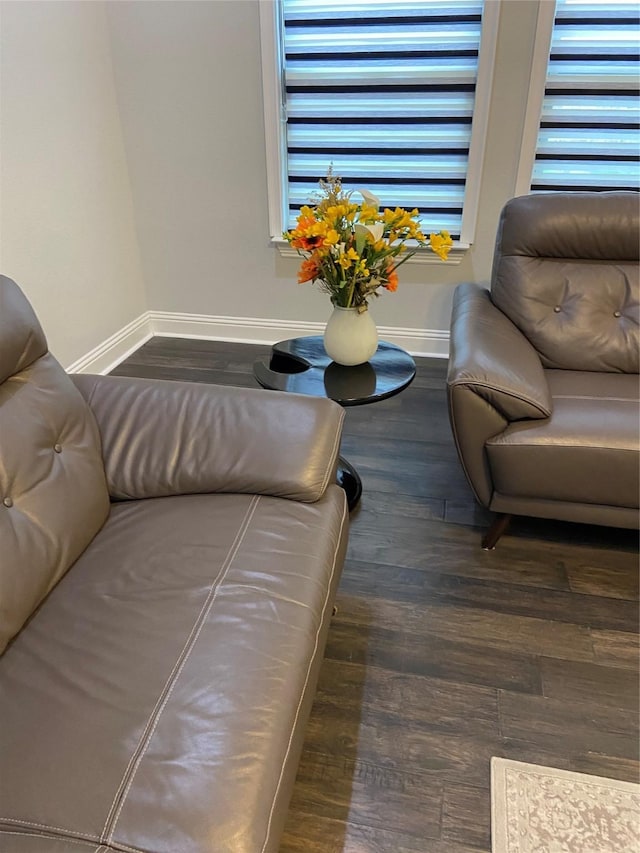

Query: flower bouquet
[[284, 171, 453, 313]]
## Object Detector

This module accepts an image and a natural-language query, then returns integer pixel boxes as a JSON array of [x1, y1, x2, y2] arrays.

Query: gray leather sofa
[[0, 275, 349, 852], [447, 192, 639, 547]]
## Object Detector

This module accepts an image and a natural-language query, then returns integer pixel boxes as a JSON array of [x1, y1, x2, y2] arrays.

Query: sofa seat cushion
[[0, 487, 348, 853], [486, 371, 639, 509]]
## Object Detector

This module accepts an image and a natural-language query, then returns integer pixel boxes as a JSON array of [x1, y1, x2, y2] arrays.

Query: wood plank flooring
[[112, 337, 639, 853]]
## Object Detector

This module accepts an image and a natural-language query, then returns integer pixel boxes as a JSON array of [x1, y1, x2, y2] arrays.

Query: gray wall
[[0, 1, 147, 368]]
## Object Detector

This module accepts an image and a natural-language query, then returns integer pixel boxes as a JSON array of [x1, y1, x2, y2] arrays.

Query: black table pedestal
[[336, 456, 362, 512]]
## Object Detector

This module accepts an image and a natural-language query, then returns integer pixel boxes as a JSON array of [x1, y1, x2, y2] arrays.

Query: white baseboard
[[69, 310, 449, 374], [148, 311, 326, 346], [66, 312, 153, 374], [149, 311, 450, 359]]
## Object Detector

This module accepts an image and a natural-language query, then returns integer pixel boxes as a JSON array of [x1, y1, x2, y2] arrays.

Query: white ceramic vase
[[323, 306, 378, 366]]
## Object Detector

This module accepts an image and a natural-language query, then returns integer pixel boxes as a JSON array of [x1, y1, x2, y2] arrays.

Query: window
[[518, 0, 640, 193], [260, 0, 499, 259]]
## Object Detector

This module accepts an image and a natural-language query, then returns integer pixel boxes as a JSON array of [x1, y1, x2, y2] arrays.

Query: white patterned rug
[[491, 758, 640, 853]]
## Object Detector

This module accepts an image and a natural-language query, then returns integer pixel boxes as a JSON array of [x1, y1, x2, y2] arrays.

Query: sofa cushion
[[0, 277, 110, 655], [0, 487, 348, 853], [486, 371, 640, 509], [72, 373, 345, 503], [491, 193, 640, 372], [0, 274, 48, 384]]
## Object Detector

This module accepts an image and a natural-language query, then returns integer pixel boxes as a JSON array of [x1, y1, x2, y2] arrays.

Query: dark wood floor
[[112, 337, 639, 853]]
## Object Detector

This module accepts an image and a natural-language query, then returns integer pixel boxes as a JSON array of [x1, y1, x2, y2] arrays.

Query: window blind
[[532, 0, 640, 192], [281, 0, 485, 238]]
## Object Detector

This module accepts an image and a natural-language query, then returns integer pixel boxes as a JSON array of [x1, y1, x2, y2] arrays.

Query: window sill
[[272, 240, 471, 266]]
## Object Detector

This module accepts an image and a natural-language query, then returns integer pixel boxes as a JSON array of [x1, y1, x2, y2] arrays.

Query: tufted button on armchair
[[447, 191, 639, 547]]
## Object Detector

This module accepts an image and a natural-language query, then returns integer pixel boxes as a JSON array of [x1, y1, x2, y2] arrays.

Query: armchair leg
[[482, 513, 512, 550]]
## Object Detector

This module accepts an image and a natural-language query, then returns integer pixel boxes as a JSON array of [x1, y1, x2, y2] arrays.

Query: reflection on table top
[[253, 336, 416, 406]]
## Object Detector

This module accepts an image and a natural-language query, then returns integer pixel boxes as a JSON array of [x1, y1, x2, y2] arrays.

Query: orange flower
[[288, 215, 330, 251], [298, 256, 320, 284], [284, 172, 449, 311], [291, 233, 324, 252], [385, 265, 399, 292]]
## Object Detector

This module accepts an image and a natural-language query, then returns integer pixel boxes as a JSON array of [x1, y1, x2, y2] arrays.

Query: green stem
[[388, 249, 416, 273], [345, 267, 358, 308]]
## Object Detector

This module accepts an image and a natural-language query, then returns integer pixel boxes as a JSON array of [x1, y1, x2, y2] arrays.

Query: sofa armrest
[[447, 283, 552, 507], [71, 374, 345, 503], [447, 283, 552, 420]]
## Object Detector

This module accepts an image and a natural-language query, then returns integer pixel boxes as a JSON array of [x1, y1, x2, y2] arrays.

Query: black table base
[[336, 456, 362, 512]]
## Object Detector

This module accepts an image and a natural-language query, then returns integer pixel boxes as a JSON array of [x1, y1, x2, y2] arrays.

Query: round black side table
[[253, 336, 416, 509]]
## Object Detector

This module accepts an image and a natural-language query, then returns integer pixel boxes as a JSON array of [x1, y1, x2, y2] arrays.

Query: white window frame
[[259, 0, 501, 265], [514, 0, 557, 195]]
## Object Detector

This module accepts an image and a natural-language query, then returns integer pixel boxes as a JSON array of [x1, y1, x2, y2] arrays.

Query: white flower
[[363, 222, 384, 242], [355, 222, 384, 245], [358, 188, 381, 209]]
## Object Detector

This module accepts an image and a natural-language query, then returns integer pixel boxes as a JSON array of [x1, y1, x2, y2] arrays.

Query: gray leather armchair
[[447, 192, 639, 547]]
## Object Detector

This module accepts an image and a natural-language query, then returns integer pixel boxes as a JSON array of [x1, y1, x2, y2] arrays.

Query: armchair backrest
[[0, 276, 109, 654], [491, 192, 639, 372]]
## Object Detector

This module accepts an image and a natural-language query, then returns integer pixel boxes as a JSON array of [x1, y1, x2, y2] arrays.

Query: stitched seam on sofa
[[102, 841, 148, 853], [259, 497, 349, 853], [552, 394, 640, 403], [101, 839, 164, 853], [0, 831, 141, 853], [448, 379, 551, 417], [0, 827, 104, 853], [103, 494, 261, 844], [492, 491, 640, 508], [101, 494, 260, 840], [96, 493, 256, 839], [486, 440, 640, 453], [319, 409, 346, 497], [0, 820, 100, 842], [2, 832, 114, 852], [0, 829, 104, 849]]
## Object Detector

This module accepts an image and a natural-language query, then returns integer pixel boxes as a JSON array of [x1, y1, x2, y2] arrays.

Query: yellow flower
[[429, 230, 453, 261], [338, 247, 359, 269], [290, 171, 449, 311], [383, 207, 409, 228], [325, 203, 346, 220], [325, 202, 358, 225], [344, 203, 358, 222], [382, 208, 399, 226], [358, 203, 379, 224]]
